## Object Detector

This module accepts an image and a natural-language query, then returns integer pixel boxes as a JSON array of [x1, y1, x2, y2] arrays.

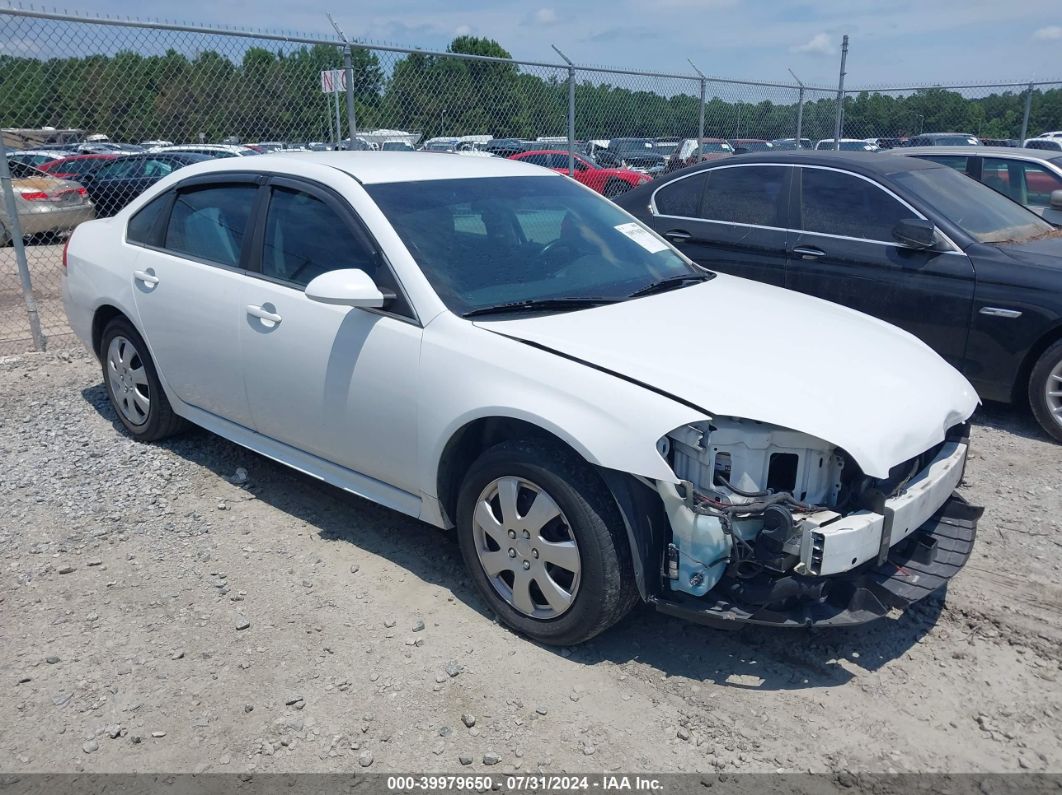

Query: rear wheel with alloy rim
[[100, 317, 186, 441], [1029, 340, 1062, 443], [456, 439, 638, 645]]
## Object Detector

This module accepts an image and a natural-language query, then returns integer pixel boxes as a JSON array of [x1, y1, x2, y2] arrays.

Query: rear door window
[[800, 168, 912, 242], [654, 173, 708, 217], [918, 155, 970, 173], [163, 184, 257, 268], [699, 166, 787, 226]]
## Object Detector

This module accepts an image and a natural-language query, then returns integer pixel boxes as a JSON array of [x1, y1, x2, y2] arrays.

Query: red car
[[508, 150, 651, 197], [38, 154, 118, 181]]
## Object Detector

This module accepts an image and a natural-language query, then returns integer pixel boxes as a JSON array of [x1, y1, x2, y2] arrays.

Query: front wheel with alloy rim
[[456, 439, 638, 646], [100, 317, 186, 441], [1029, 340, 1062, 443]]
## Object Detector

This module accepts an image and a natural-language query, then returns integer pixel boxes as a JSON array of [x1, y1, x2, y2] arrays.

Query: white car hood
[[474, 274, 978, 478]]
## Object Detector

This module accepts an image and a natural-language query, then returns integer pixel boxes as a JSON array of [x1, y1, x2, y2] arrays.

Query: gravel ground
[[1, 348, 1060, 775]]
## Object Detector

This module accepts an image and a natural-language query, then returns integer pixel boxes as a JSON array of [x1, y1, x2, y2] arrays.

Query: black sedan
[[78, 152, 211, 217], [614, 151, 1062, 442]]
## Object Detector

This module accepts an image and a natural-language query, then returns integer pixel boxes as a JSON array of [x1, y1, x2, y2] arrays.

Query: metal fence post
[[552, 45, 576, 177], [1020, 82, 1034, 143], [833, 34, 849, 150], [0, 134, 45, 351], [788, 68, 805, 146], [344, 45, 358, 144], [688, 61, 707, 163]]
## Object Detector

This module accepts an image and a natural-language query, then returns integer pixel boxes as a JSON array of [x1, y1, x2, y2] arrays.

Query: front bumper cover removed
[[648, 492, 982, 628]]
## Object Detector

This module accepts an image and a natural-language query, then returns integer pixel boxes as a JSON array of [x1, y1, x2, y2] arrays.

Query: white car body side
[[63, 151, 977, 584]]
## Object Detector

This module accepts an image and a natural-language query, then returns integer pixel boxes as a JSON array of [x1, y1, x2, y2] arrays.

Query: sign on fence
[[320, 69, 347, 94]]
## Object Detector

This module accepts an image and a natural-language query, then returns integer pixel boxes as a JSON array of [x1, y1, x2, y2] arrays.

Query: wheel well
[[1012, 323, 1062, 405], [91, 305, 126, 357], [436, 417, 586, 526]]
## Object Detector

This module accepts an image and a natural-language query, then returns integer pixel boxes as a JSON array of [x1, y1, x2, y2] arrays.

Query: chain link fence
[[2, 6, 1061, 353]]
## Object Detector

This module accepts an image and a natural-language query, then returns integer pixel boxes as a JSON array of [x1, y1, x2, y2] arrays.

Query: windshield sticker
[[614, 222, 669, 253]]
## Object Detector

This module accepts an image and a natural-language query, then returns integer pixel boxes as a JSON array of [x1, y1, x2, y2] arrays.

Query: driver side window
[[261, 187, 378, 287]]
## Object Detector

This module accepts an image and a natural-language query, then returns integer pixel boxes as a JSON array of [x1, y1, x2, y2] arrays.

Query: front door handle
[[133, 270, 159, 286], [664, 229, 692, 243], [791, 245, 826, 260], [246, 304, 283, 324]]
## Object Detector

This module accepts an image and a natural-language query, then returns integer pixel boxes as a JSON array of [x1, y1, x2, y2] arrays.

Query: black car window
[[7, 161, 46, 179], [95, 158, 141, 180], [164, 184, 257, 268], [800, 168, 912, 242], [700, 166, 786, 226], [261, 186, 378, 287], [127, 192, 171, 246], [654, 173, 707, 217]]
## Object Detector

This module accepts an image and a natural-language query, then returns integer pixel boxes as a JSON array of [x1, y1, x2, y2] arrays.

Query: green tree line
[[2, 35, 1060, 144]]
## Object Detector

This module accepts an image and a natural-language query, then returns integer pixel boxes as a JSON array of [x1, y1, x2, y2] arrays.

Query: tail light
[[18, 190, 50, 201], [76, 187, 87, 197]]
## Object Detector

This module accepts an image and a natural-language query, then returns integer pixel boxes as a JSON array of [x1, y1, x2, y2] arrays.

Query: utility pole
[[553, 45, 576, 178], [788, 67, 805, 146], [833, 35, 848, 150], [689, 60, 707, 162]]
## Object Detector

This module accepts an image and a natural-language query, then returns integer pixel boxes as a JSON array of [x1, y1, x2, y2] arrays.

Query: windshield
[[699, 142, 734, 154], [611, 139, 653, 154], [839, 141, 874, 151], [894, 166, 1053, 244], [367, 175, 702, 315]]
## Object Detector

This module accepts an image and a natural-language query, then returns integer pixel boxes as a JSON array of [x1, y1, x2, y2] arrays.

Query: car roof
[[688, 149, 943, 176], [897, 145, 1062, 161], [164, 151, 556, 184]]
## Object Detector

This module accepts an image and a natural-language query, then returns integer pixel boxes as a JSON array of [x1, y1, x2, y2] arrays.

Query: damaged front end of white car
[[646, 417, 979, 627]]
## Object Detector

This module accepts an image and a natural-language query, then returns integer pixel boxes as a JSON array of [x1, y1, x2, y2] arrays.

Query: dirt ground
[[1, 348, 1060, 775]]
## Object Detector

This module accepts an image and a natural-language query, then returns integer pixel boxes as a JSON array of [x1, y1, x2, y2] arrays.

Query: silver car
[[895, 145, 1062, 225], [1, 161, 96, 245]]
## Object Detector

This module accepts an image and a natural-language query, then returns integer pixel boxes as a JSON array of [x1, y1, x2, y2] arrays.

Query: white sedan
[[63, 153, 982, 644]]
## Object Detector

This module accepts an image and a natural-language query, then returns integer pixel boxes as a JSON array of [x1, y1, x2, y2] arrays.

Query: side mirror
[[1050, 189, 1062, 210], [305, 268, 393, 309], [893, 218, 938, 250]]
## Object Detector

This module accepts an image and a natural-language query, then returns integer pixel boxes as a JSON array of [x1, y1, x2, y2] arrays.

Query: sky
[[58, 0, 1062, 88]]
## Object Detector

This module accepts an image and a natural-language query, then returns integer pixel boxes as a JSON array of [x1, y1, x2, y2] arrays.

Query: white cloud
[[1033, 25, 1062, 41], [532, 8, 558, 25], [791, 32, 833, 56], [454, 24, 473, 36]]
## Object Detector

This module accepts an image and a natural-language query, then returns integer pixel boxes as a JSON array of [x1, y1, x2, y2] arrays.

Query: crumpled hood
[[475, 274, 978, 478]]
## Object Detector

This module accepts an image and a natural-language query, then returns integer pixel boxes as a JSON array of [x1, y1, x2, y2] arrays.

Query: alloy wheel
[[472, 476, 582, 619], [1047, 359, 1062, 429]]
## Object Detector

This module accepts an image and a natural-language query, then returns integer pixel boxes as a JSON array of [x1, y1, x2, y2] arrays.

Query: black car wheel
[[1029, 340, 1062, 443], [456, 439, 638, 646], [100, 317, 186, 441]]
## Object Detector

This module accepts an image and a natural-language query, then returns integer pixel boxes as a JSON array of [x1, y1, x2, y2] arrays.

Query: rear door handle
[[791, 245, 826, 260], [246, 304, 283, 324], [664, 229, 692, 243], [133, 270, 159, 286]]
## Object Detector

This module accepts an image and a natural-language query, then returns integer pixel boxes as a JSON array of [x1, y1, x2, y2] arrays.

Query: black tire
[[100, 316, 186, 441], [1029, 340, 1062, 443], [603, 179, 631, 199], [455, 439, 638, 646]]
